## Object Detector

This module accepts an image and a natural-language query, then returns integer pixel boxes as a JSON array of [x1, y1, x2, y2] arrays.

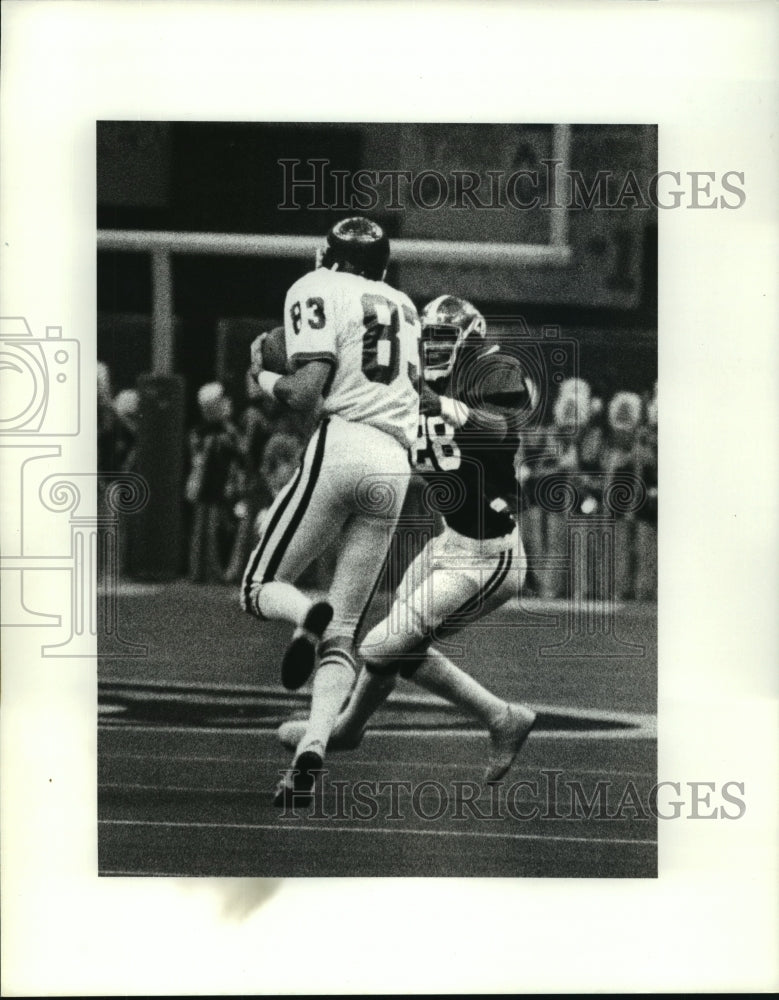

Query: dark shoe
[[280, 601, 333, 690]]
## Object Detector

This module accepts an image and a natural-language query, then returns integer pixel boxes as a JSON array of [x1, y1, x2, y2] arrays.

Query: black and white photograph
[[2, 1, 777, 995], [96, 122, 658, 878]]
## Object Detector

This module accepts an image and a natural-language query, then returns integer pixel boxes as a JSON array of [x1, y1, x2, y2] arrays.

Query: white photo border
[[1, 0, 777, 994]]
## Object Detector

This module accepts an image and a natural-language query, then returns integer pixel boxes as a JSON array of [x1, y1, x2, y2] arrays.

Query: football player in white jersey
[[278, 295, 537, 783], [241, 217, 420, 805]]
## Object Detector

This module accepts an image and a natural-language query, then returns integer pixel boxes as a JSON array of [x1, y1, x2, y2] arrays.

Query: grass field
[[98, 582, 657, 878]]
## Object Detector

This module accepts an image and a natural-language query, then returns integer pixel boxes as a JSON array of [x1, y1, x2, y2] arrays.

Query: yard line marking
[[100, 753, 654, 779], [99, 694, 655, 732], [98, 764, 656, 795], [99, 755, 511, 770], [99, 752, 655, 772], [99, 818, 656, 847], [100, 723, 656, 740], [100, 781, 265, 793]]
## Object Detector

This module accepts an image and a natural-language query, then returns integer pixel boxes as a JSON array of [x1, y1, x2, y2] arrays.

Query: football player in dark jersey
[[279, 295, 537, 783]]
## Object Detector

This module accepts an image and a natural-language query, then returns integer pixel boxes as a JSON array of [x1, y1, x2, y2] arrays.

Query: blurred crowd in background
[[97, 361, 657, 602], [520, 376, 657, 602]]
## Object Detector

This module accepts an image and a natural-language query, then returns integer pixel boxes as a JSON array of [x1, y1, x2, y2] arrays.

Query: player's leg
[[240, 421, 326, 622], [291, 471, 408, 738], [274, 533, 440, 750], [309, 529, 535, 780], [273, 518, 407, 806], [278, 532, 514, 746], [402, 654, 535, 784], [404, 531, 536, 779], [273, 428, 410, 805], [277, 648, 534, 781], [316, 538, 439, 742], [240, 418, 343, 688]]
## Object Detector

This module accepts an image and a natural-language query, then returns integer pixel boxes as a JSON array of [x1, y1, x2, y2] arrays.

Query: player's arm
[[251, 277, 337, 412], [250, 337, 331, 413], [421, 370, 524, 437], [273, 360, 332, 412]]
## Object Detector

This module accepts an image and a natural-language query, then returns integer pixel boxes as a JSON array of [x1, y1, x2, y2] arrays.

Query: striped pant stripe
[[240, 419, 329, 613], [240, 465, 304, 613], [261, 418, 330, 584], [318, 647, 357, 672], [434, 548, 514, 638]]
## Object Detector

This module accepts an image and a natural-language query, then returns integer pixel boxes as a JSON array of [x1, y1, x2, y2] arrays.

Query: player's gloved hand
[[249, 333, 267, 381], [420, 383, 442, 416]]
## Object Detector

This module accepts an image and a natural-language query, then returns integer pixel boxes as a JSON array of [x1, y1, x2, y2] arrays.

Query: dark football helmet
[[420, 295, 487, 381], [316, 217, 390, 281]]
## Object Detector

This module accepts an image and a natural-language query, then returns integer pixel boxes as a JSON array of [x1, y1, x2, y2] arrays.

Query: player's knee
[[362, 657, 397, 677], [359, 608, 426, 664], [359, 621, 430, 678], [363, 644, 427, 679], [358, 631, 403, 669]]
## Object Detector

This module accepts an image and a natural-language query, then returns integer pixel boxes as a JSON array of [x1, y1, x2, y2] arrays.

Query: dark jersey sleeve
[[455, 348, 532, 428], [479, 356, 532, 415]]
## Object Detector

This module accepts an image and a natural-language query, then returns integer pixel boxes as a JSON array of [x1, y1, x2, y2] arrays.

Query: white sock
[[300, 656, 355, 751], [336, 666, 397, 734], [411, 647, 505, 727], [257, 581, 311, 626]]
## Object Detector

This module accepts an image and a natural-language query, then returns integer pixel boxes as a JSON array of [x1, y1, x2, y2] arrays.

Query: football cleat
[[420, 295, 487, 382], [277, 716, 365, 753], [484, 703, 537, 783], [280, 600, 334, 691], [272, 743, 326, 808], [316, 217, 390, 281]]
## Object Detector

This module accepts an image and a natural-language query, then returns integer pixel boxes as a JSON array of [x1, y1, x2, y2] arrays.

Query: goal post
[[97, 229, 572, 376]]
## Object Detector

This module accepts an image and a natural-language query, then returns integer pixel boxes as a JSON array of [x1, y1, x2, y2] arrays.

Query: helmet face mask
[[420, 295, 486, 381], [421, 323, 461, 379], [316, 216, 390, 281]]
